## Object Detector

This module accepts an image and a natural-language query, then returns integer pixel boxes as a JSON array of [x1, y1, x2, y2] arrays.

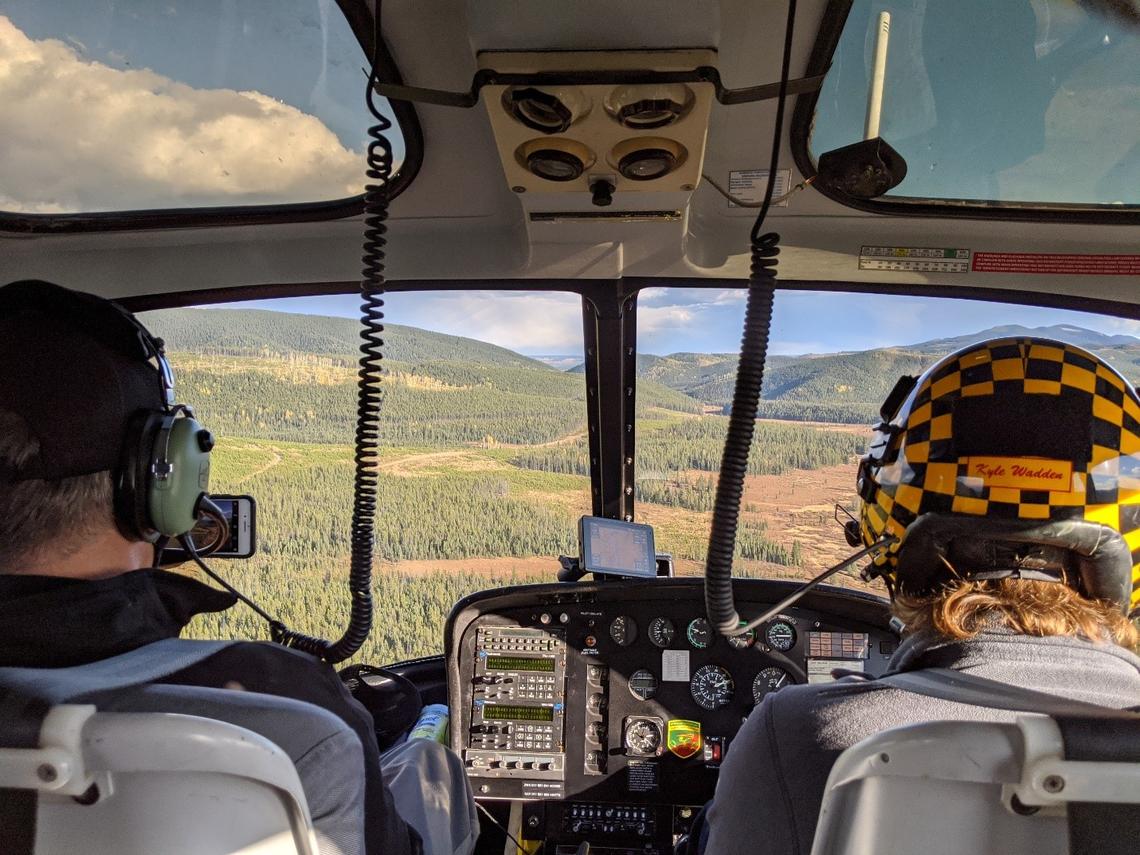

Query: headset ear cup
[[114, 411, 163, 542], [148, 414, 212, 537]]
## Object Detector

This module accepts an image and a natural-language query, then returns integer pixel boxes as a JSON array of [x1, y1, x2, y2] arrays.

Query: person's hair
[[893, 578, 1138, 652], [0, 409, 115, 571]]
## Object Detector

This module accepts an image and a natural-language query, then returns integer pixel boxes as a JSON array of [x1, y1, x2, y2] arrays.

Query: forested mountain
[[635, 324, 1140, 421], [141, 307, 551, 368]]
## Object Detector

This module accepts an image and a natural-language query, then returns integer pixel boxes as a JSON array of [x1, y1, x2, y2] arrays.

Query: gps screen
[[579, 517, 657, 577]]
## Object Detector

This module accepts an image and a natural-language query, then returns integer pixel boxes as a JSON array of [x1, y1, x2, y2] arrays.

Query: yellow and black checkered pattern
[[858, 337, 1140, 615]]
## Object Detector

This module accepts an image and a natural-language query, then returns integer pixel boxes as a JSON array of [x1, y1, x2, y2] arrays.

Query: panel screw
[[528, 815, 540, 828], [1042, 775, 1065, 793], [512, 186, 527, 193], [37, 764, 57, 783], [479, 785, 490, 794], [681, 183, 694, 191]]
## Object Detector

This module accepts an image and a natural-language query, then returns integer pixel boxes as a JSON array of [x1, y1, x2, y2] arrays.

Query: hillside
[[637, 324, 1140, 420], [145, 307, 705, 445], [141, 307, 551, 368]]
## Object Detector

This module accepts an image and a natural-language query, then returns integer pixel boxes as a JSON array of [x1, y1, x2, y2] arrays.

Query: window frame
[[790, 0, 1140, 226]]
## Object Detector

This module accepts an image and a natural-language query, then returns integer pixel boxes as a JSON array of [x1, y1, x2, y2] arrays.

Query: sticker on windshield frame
[[859, 246, 970, 273]]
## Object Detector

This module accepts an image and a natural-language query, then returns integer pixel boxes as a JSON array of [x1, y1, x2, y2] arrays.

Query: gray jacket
[[705, 630, 1140, 854]]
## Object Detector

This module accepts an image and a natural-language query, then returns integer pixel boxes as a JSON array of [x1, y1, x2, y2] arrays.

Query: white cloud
[[389, 291, 585, 354], [0, 16, 364, 212], [639, 305, 695, 334]]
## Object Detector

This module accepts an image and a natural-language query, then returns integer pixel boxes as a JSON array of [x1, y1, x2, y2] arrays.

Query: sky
[[215, 289, 1140, 358]]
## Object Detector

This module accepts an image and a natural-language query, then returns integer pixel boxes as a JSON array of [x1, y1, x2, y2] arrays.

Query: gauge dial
[[765, 620, 797, 652], [624, 718, 663, 757], [752, 667, 793, 704], [726, 621, 756, 650], [628, 668, 659, 701], [687, 617, 713, 649], [609, 615, 638, 647], [648, 616, 676, 648], [690, 664, 735, 710]]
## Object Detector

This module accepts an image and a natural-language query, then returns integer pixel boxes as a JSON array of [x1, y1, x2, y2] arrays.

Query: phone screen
[[160, 495, 255, 562], [187, 498, 240, 553]]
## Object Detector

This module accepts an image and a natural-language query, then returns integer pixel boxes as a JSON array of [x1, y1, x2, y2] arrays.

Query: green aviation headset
[[110, 308, 217, 543]]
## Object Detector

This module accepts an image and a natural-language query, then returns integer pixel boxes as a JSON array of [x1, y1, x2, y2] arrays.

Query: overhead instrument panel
[[478, 49, 718, 214], [446, 578, 896, 853]]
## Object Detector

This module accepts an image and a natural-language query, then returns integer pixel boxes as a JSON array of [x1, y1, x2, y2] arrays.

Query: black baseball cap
[[0, 280, 167, 482]]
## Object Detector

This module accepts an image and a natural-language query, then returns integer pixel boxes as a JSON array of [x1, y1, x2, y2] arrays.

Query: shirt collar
[[0, 570, 237, 668]]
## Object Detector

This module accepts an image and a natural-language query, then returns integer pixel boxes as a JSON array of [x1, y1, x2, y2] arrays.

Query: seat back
[[1, 703, 317, 855], [0, 640, 367, 855], [810, 715, 1140, 855]]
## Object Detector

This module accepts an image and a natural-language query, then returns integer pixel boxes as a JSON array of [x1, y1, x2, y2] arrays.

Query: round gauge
[[726, 621, 756, 650], [765, 620, 797, 652], [609, 615, 638, 646], [689, 664, 735, 710], [687, 617, 713, 649], [752, 667, 793, 704], [587, 721, 607, 744], [648, 616, 676, 648], [628, 668, 659, 701], [624, 719, 663, 756]]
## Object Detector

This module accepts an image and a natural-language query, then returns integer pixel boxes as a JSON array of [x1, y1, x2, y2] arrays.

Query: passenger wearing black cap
[[700, 337, 1140, 854], [0, 281, 477, 855]]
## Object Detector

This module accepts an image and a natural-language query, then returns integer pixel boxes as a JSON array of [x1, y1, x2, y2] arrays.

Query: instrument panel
[[445, 578, 897, 842]]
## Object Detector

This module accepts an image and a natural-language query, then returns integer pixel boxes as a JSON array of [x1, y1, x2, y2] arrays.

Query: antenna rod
[[864, 11, 891, 140]]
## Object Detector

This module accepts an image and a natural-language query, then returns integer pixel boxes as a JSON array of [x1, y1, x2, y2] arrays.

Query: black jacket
[[0, 569, 416, 855]]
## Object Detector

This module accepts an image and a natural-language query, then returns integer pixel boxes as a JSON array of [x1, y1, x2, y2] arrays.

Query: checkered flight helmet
[[854, 337, 1140, 616]]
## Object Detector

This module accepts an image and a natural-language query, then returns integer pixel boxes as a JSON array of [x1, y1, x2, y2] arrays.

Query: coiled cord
[[273, 15, 393, 663], [705, 0, 796, 637]]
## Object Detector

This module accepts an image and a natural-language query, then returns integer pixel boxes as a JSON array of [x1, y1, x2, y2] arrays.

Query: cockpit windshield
[[141, 289, 1140, 663], [0, 0, 402, 213], [811, 0, 1139, 208]]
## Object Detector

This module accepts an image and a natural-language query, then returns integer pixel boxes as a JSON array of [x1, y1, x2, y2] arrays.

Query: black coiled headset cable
[[703, 0, 795, 637], [270, 10, 393, 663], [704, 1, 896, 637]]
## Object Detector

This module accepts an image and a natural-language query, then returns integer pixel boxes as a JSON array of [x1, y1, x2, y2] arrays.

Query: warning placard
[[859, 246, 970, 273], [972, 253, 1140, 276], [726, 169, 793, 208]]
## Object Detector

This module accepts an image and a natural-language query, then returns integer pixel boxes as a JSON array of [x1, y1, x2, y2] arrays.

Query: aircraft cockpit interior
[[1, 1, 1138, 854]]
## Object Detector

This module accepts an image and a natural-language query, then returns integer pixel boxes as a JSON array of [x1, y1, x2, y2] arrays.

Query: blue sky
[[216, 289, 1140, 357]]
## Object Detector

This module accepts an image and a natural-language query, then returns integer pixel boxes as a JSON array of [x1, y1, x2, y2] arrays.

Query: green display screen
[[485, 656, 555, 673], [482, 705, 555, 722]]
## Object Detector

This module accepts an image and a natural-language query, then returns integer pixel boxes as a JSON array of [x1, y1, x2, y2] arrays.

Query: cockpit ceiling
[[0, 0, 1137, 309]]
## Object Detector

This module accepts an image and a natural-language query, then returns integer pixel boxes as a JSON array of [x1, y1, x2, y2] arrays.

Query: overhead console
[[445, 577, 896, 853]]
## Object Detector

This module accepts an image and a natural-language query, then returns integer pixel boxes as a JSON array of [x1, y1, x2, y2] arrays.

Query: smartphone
[[162, 495, 256, 562]]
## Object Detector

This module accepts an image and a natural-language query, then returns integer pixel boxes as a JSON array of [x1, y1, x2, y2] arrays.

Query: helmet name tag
[[964, 457, 1073, 492]]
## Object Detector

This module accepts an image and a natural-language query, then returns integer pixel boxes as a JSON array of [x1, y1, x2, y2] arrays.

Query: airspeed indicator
[[690, 664, 734, 710]]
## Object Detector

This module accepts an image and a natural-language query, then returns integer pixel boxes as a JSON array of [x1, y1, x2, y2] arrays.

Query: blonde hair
[[893, 578, 1138, 652]]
